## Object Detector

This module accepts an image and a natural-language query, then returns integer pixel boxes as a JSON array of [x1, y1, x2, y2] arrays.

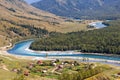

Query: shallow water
[[8, 40, 120, 62], [89, 21, 107, 28]]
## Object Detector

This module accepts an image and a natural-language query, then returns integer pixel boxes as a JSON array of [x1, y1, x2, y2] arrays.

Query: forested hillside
[[30, 20, 120, 54]]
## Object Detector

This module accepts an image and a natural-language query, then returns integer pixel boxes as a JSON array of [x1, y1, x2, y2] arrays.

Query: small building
[[24, 70, 30, 76], [12, 68, 18, 72], [118, 73, 120, 75], [42, 69, 47, 73], [53, 63, 57, 66], [28, 63, 35, 69], [37, 60, 43, 65]]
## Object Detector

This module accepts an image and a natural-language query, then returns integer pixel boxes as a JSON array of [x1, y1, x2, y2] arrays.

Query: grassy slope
[[0, 36, 8, 47], [0, 0, 90, 45], [86, 64, 120, 80], [0, 69, 16, 80], [0, 0, 92, 48], [58, 21, 87, 33], [0, 55, 54, 80], [0, 56, 24, 80], [0, 54, 119, 80]]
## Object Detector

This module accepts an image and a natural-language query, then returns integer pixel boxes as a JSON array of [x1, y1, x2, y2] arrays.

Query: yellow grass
[[0, 36, 9, 47], [0, 69, 17, 80], [59, 21, 87, 33], [86, 64, 120, 80]]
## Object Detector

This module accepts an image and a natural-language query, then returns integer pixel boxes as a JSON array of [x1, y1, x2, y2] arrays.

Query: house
[[53, 63, 57, 66], [28, 63, 35, 69], [24, 70, 30, 76], [42, 69, 47, 73], [12, 68, 18, 72], [118, 73, 120, 75], [37, 60, 43, 65], [55, 65, 64, 71]]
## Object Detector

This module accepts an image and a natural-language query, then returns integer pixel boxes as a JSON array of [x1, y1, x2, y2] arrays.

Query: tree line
[[8, 25, 48, 37], [30, 20, 120, 54]]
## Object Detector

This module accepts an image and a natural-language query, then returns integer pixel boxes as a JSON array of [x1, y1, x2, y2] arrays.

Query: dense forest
[[8, 25, 48, 37], [30, 20, 120, 54]]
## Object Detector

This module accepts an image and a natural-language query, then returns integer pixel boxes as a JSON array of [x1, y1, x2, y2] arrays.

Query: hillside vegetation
[[30, 20, 120, 54], [0, 0, 90, 46]]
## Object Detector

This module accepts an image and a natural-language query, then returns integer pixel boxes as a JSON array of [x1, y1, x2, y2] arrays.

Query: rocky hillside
[[32, 0, 120, 19]]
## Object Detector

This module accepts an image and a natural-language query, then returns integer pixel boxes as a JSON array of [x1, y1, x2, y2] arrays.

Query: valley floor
[[0, 44, 120, 80], [0, 51, 120, 80]]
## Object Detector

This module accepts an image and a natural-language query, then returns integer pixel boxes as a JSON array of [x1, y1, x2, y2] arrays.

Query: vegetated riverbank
[[6, 39, 120, 67], [4, 20, 120, 63], [2, 20, 96, 60], [1, 40, 119, 80], [0, 42, 120, 80], [30, 20, 120, 54], [5, 20, 102, 50]]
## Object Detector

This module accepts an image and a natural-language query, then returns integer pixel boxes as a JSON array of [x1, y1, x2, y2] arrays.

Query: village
[[10, 59, 120, 79], [11, 59, 96, 76], [0, 54, 120, 80]]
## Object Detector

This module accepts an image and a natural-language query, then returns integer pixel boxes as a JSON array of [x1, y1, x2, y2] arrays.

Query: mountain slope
[[0, 0, 89, 46], [0, 0, 63, 31], [0, 0, 61, 46], [32, 0, 120, 19]]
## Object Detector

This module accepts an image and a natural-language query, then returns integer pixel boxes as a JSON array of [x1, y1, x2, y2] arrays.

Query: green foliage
[[30, 20, 120, 54], [20, 25, 48, 37], [59, 67, 103, 80], [8, 27, 26, 36], [8, 8, 16, 12], [8, 25, 48, 37], [12, 75, 26, 80]]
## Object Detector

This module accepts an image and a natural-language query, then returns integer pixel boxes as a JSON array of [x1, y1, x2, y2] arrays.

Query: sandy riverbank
[[1, 49, 120, 66], [27, 48, 120, 57], [0, 50, 50, 60], [0, 43, 51, 60]]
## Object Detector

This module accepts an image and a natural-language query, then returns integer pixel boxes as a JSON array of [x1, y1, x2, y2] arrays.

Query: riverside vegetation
[[30, 20, 120, 54]]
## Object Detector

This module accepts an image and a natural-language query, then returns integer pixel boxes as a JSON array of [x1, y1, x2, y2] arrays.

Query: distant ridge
[[32, 0, 120, 19]]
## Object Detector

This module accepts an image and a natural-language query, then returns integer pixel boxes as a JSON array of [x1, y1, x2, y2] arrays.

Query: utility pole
[[44, 32, 49, 58]]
